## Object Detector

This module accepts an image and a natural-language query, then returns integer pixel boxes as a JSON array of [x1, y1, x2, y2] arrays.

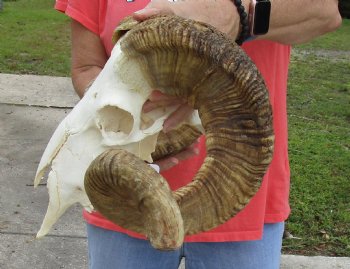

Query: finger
[[133, 3, 174, 21], [155, 146, 199, 171], [142, 100, 158, 113], [148, 90, 179, 102], [142, 98, 184, 113], [133, 7, 161, 21], [172, 146, 200, 161], [189, 138, 201, 148], [142, 90, 185, 113], [155, 157, 179, 171], [155, 141, 200, 171], [142, 100, 165, 113], [163, 103, 194, 132]]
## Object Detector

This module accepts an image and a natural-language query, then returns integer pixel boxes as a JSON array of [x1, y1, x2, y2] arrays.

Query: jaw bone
[[34, 41, 201, 238]]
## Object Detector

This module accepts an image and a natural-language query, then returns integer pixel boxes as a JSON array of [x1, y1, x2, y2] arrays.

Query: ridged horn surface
[[85, 15, 274, 250], [152, 124, 202, 161], [85, 149, 184, 250]]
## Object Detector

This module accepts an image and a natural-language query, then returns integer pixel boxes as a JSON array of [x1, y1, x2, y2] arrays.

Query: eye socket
[[96, 105, 134, 145]]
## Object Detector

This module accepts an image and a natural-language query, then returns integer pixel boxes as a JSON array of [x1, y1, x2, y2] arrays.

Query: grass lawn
[[284, 20, 350, 256], [0, 0, 71, 76], [1, 0, 349, 257], [285, 58, 350, 256]]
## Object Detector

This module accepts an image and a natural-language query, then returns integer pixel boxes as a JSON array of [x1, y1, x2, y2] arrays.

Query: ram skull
[[35, 15, 274, 251]]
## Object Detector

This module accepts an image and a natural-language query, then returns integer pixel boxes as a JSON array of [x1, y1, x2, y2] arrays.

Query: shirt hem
[[83, 210, 291, 242], [264, 209, 291, 223], [54, 1, 67, 12]]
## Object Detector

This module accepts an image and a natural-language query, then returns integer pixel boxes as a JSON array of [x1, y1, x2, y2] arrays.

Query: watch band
[[232, 0, 250, 45]]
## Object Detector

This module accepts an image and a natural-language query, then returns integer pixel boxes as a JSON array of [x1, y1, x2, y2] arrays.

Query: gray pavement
[[1, 73, 349, 268]]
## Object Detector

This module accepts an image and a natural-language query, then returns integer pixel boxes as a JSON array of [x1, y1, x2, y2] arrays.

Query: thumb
[[133, 3, 174, 21]]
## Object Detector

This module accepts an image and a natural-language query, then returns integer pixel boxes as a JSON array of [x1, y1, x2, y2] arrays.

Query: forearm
[[133, 0, 341, 45], [261, 0, 342, 44], [71, 66, 102, 98], [71, 19, 108, 98]]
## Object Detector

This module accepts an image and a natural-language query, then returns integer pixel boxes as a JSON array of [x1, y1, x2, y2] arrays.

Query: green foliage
[[0, 0, 70, 76], [284, 24, 350, 256]]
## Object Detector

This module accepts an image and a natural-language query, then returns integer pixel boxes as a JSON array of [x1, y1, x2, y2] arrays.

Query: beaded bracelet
[[231, 0, 250, 45]]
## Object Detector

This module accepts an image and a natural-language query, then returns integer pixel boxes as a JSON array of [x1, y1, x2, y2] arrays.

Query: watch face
[[253, 1, 271, 35]]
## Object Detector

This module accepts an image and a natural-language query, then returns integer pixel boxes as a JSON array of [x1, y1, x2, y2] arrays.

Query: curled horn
[[84, 15, 274, 250]]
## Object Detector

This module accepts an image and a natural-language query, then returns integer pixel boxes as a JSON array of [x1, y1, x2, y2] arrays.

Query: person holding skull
[[54, 0, 341, 268]]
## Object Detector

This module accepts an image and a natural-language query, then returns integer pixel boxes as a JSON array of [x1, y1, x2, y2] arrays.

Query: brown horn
[[152, 124, 202, 161], [85, 149, 184, 250], [84, 15, 274, 250]]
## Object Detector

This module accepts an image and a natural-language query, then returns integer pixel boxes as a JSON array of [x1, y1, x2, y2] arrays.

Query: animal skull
[[35, 15, 274, 250], [34, 30, 201, 238]]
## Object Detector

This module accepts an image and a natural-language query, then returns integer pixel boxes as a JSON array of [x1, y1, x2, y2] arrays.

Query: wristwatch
[[249, 0, 271, 36]]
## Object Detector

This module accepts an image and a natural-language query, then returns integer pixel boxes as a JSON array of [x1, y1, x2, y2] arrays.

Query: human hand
[[142, 90, 194, 133], [133, 0, 248, 40], [143, 90, 200, 171], [155, 141, 200, 171]]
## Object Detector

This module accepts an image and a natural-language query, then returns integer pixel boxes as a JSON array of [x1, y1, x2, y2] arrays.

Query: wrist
[[232, 0, 271, 44], [231, 0, 250, 45]]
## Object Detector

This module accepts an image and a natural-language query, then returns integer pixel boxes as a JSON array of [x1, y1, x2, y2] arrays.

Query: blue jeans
[[87, 222, 284, 269]]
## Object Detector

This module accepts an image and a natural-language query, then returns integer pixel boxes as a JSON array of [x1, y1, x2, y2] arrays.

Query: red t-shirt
[[55, 0, 291, 242]]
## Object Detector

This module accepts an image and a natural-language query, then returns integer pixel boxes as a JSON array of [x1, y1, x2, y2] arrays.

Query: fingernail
[[134, 9, 146, 15], [171, 157, 179, 165], [134, 7, 158, 16]]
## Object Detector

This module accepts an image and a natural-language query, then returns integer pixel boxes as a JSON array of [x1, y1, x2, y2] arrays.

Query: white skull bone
[[34, 42, 202, 238]]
